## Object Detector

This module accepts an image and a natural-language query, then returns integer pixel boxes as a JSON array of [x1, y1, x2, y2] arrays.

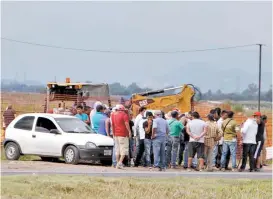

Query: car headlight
[[85, 142, 97, 149]]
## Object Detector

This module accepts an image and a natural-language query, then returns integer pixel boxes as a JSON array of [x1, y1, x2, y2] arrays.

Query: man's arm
[[110, 115, 115, 137], [151, 120, 157, 139], [105, 118, 110, 136], [198, 124, 208, 139], [240, 120, 249, 134], [125, 122, 132, 138], [124, 114, 131, 138], [85, 114, 90, 124], [186, 124, 196, 139], [143, 121, 150, 134], [166, 121, 170, 135]]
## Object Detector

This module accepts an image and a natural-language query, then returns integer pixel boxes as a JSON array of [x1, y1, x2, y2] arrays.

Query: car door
[[11, 116, 36, 154], [32, 116, 63, 156]]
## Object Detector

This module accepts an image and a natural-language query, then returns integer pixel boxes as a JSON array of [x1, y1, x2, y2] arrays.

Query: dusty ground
[[1, 160, 272, 178]]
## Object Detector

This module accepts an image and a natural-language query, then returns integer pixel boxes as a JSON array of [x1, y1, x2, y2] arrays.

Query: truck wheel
[[5, 142, 20, 160], [64, 145, 79, 165]]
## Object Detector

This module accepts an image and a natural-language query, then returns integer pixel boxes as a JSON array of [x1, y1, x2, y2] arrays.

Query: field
[[1, 175, 272, 199]]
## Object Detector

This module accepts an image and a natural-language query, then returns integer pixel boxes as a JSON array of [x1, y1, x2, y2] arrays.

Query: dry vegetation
[[1, 175, 272, 199]]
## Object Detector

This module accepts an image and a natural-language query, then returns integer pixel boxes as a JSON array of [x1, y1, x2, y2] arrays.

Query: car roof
[[18, 113, 76, 119]]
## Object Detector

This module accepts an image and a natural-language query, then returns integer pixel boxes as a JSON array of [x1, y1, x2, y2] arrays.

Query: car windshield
[[55, 118, 94, 134]]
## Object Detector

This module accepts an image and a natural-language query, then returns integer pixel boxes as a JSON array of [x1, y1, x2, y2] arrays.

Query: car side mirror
[[50, 129, 61, 134]]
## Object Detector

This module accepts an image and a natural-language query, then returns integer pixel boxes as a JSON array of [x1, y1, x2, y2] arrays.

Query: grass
[[1, 175, 272, 199], [1, 147, 40, 161]]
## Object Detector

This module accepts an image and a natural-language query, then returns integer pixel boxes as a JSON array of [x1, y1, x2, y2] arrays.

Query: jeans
[[112, 142, 117, 166], [129, 138, 134, 159], [144, 139, 152, 167], [240, 143, 256, 170], [221, 141, 237, 169], [135, 139, 145, 166], [178, 142, 185, 165], [153, 136, 166, 169], [213, 144, 231, 168], [166, 136, 180, 166], [135, 135, 140, 158]]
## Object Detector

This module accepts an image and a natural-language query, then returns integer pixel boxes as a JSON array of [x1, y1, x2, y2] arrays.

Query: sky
[[1, 1, 272, 92]]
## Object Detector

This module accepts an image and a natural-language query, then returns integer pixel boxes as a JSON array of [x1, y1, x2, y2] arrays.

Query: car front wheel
[[5, 142, 20, 160], [64, 145, 80, 165]]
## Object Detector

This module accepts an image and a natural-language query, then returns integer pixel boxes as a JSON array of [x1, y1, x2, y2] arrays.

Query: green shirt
[[168, 119, 184, 137], [221, 119, 237, 141]]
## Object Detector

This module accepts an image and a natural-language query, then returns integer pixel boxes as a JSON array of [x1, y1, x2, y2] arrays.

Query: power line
[[1, 37, 258, 54]]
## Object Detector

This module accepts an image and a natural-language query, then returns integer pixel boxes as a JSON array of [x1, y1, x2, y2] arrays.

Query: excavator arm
[[131, 84, 199, 117]]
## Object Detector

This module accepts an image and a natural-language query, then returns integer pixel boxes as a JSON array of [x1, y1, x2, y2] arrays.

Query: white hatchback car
[[3, 113, 114, 165]]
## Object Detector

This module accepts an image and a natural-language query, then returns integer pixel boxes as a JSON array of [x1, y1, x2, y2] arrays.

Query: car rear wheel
[[64, 145, 79, 165], [5, 142, 20, 160]]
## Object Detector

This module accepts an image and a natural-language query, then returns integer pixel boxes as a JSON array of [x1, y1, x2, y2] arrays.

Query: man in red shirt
[[111, 104, 132, 169]]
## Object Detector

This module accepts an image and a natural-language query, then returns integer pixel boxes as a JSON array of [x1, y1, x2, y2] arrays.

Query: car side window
[[14, 116, 35, 131], [35, 117, 58, 133]]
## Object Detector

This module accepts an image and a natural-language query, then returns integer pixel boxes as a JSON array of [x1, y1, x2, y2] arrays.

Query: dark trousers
[[178, 142, 185, 165], [240, 143, 256, 170], [135, 139, 145, 166], [216, 145, 230, 168]]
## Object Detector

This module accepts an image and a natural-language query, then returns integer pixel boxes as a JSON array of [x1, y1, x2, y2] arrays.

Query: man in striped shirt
[[204, 114, 223, 171]]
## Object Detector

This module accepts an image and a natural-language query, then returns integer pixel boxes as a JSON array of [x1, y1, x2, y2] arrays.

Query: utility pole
[[257, 44, 263, 112]]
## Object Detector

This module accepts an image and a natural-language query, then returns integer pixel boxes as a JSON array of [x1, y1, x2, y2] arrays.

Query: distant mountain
[[152, 64, 272, 93], [1, 79, 42, 86]]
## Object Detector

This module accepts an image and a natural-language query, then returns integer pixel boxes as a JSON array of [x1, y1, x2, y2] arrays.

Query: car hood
[[66, 133, 114, 146]]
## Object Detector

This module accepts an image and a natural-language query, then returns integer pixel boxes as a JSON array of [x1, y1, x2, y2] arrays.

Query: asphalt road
[[1, 170, 272, 179], [1, 161, 272, 179]]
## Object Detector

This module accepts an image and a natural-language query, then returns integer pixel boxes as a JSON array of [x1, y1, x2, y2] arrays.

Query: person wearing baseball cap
[[111, 103, 132, 169]]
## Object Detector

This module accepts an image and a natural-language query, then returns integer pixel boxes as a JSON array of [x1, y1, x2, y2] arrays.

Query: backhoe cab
[[44, 78, 111, 113]]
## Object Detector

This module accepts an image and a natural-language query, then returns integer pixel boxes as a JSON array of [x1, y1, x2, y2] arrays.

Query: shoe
[[263, 164, 269, 166], [199, 169, 203, 172], [149, 166, 152, 170], [220, 168, 226, 172], [225, 167, 232, 171], [117, 163, 124, 169], [187, 168, 192, 172], [171, 166, 176, 169], [231, 168, 237, 172], [249, 169, 254, 172], [238, 168, 244, 172], [254, 168, 261, 172]]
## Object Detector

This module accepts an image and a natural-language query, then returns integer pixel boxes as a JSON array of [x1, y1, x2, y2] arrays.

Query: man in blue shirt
[[152, 110, 170, 171], [92, 105, 106, 133], [75, 105, 90, 124]]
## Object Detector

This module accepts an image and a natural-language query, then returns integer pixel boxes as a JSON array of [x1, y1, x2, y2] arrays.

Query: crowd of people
[[71, 101, 269, 172], [2, 101, 269, 172]]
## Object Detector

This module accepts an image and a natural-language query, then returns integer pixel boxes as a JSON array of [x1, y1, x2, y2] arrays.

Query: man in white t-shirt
[[186, 111, 207, 171], [134, 107, 147, 158], [239, 113, 259, 172]]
